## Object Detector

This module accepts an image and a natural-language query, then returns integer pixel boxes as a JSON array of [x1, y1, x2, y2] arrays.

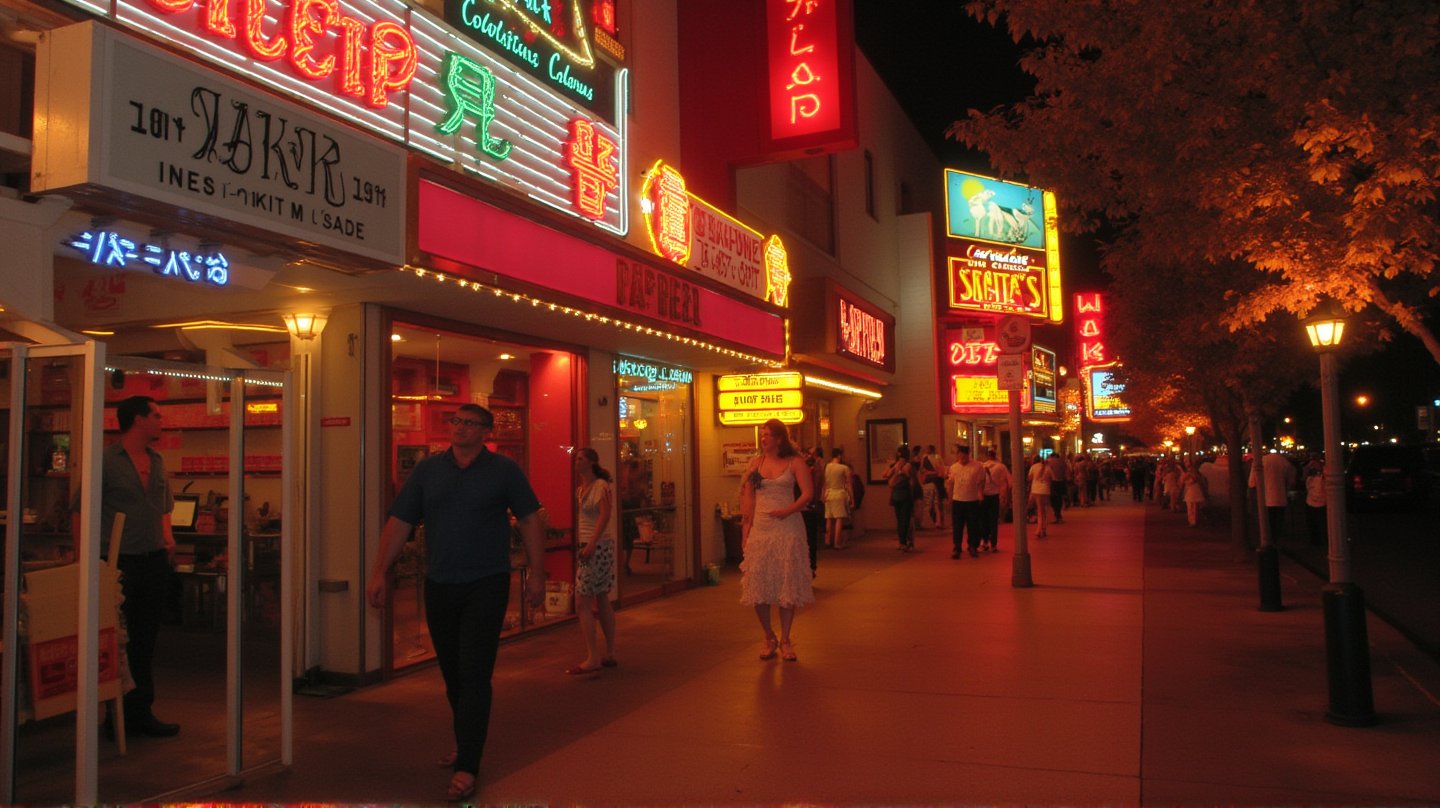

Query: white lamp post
[[1302, 301, 1376, 726]]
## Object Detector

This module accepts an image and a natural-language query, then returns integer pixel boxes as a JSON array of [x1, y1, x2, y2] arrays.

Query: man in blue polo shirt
[[366, 403, 546, 802]]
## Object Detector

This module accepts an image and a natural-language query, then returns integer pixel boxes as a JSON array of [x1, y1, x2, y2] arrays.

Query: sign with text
[[716, 371, 803, 426], [1030, 345, 1057, 414], [764, 0, 856, 151], [34, 24, 407, 264], [50, 0, 631, 236], [1075, 292, 1108, 368], [418, 180, 785, 356], [640, 161, 790, 305], [942, 324, 1033, 415], [836, 290, 893, 370], [997, 354, 1025, 391], [942, 169, 1062, 323], [442, 0, 618, 122], [1086, 363, 1132, 421]]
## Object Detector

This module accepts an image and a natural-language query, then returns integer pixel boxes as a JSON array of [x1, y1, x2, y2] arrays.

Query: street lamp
[[1184, 425, 1197, 455], [1302, 301, 1377, 726]]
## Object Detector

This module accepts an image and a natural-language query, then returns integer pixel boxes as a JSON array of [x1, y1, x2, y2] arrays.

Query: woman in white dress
[[739, 419, 815, 662], [1026, 455, 1050, 538], [567, 448, 617, 676], [822, 448, 853, 550]]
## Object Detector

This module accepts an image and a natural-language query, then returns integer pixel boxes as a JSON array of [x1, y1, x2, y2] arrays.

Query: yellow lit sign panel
[[718, 390, 805, 410], [718, 409, 805, 426], [716, 372, 804, 392], [245, 402, 280, 414]]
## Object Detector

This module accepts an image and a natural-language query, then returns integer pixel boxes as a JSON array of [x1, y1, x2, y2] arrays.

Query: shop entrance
[[1, 340, 293, 804], [615, 373, 693, 598], [385, 321, 579, 672]]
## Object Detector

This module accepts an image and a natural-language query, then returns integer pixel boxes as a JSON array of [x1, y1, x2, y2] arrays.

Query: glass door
[[616, 377, 693, 598]]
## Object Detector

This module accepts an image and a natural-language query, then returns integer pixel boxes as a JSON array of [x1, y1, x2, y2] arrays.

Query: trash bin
[[720, 515, 743, 564]]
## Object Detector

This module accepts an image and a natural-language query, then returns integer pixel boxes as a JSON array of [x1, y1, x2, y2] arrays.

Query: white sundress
[[738, 465, 816, 608]]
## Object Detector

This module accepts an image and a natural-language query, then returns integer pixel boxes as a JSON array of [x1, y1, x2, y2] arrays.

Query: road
[[1279, 499, 1440, 661]]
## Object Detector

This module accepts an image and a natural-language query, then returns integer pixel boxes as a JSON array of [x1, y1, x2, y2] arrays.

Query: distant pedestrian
[[568, 448, 617, 676], [885, 446, 917, 551], [980, 448, 1011, 551], [822, 448, 854, 549], [1249, 451, 1296, 542], [947, 445, 985, 558], [1045, 453, 1069, 524], [1026, 455, 1050, 538], [1181, 460, 1207, 526], [1303, 457, 1326, 546]]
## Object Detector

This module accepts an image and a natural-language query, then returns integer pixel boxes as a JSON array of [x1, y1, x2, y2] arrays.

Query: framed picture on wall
[[866, 418, 908, 484], [396, 445, 428, 486]]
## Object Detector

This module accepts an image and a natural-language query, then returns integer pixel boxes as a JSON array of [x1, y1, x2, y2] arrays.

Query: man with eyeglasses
[[366, 403, 546, 801]]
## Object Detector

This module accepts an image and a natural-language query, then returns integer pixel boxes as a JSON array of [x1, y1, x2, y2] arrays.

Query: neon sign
[[566, 119, 619, 220], [66, 230, 230, 286], [640, 161, 691, 264], [130, 0, 417, 108], [716, 372, 804, 426], [613, 357, 693, 385], [640, 161, 791, 306], [838, 296, 887, 366], [1086, 362, 1131, 421], [1075, 292, 1107, 368], [56, 0, 630, 237], [1030, 345, 1057, 414], [765, 0, 842, 140], [947, 340, 1001, 367], [943, 169, 1062, 323], [442, 0, 618, 121]]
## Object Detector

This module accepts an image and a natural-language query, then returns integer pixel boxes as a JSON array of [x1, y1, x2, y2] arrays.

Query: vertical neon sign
[[1075, 292, 1107, 368], [765, 0, 841, 140]]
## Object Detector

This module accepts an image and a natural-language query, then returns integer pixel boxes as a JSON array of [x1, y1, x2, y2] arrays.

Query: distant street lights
[[1302, 302, 1377, 726]]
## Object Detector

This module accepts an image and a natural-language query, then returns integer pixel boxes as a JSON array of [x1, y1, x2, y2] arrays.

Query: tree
[[948, 0, 1440, 361]]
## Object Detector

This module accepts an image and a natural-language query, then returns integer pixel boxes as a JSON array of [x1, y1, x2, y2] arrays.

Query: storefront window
[[387, 322, 578, 670], [614, 359, 692, 598]]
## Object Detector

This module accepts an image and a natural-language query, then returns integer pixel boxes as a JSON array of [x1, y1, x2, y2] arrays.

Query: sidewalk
[[204, 497, 1440, 805]]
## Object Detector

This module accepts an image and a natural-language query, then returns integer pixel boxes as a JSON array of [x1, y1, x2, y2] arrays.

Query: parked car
[[1345, 444, 1435, 510]]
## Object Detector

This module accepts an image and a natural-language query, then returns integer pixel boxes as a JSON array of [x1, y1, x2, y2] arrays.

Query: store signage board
[[716, 372, 803, 392], [640, 161, 790, 305], [952, 375, 1030, 413], [1086, 362, 1132, 421], [942, 169, 1062, 323], [718, 409, 805, 426], [418, 180, 785, 356], [943, 324, 1036, 415], [836, 290, 892, 370], [1075, 292, 1107, 368], [763, 0, 857, 156], [34, 23, 407, 264], [54, 0, 630, 236], [997, 355, 1024, 391], [716, 371, 802, 426], [1030, 345, 1057, 414], [613, 357, 693, 385], [441, 0, 618, 122]]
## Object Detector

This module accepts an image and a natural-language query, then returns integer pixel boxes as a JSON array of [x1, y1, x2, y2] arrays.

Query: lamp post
[[1303, 302, 1377, 726], [1184, 425, 1197, 456]]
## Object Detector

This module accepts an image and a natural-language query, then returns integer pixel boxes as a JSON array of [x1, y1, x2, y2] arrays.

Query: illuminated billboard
[[1075, 292, 1108, 368], [1030, 346, 1057, 414], [764, 0, 857, 152], [1086, 363, 1132, 421], [942, 325, 1031, 415], [943, 170, 1062, 323]]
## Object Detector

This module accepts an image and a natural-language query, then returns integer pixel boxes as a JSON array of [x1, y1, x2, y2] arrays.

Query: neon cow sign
[[640, 161, 691, 264], [763, 235, 791, 307], [137, 0, 418, 108]]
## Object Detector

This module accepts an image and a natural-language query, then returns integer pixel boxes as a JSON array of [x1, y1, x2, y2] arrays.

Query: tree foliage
[[948, 0, 1440, 360]]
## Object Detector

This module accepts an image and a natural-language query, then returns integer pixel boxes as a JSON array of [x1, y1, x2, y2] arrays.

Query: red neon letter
[[367, 21, 417, 108], [147, 0, 196, 12], [242, 0, 287, 60], [206, 0, 236, 38], [335, 16, 365, 98], [289, 0, 337, 79]]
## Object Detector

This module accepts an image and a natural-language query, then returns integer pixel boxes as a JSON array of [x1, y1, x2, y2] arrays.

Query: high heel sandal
[[780, 640, 797, 662], [759, 635, 779, 660], [447, 770, 476, 802]]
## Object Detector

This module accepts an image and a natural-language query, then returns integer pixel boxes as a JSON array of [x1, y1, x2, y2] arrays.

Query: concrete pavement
[[198, 495, 1440, 805]]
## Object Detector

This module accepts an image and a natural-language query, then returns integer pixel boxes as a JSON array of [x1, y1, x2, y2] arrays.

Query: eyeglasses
[[448, 417, 489, 429]]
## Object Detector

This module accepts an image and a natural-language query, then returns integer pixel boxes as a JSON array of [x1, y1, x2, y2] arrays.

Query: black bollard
[[1322, 582, 1378, 726], [1257, 545, 1283, 612]]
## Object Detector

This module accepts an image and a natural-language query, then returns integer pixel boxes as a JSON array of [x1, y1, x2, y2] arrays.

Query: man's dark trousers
[[951, 500, 983, 554], [981, 493, 1001, 548], [425, 572, 510, 775], [117, 549, 170, 723]]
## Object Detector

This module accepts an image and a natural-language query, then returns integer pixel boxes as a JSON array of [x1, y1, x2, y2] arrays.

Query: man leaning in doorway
[[367, 403, 546, 802], [946, 445, 986, 559], [82, 395, 181, 739]]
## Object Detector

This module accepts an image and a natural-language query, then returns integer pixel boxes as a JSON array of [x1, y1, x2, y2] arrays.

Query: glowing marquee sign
[[565, 119, 620, 221], [66, 230, 230, 286], [1030, 346, 1057, 414], [943, 170, 1062, 323], [56, 0, 630, 236], [943, 325, 1035, 415], [1086, 362, 1132, 421], [716, 372, 805, 426], [1075, 292, 1108, 368], [837, 295, 887, 367], [640, 162, 791, 306], [765, 0, 843, 140]]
